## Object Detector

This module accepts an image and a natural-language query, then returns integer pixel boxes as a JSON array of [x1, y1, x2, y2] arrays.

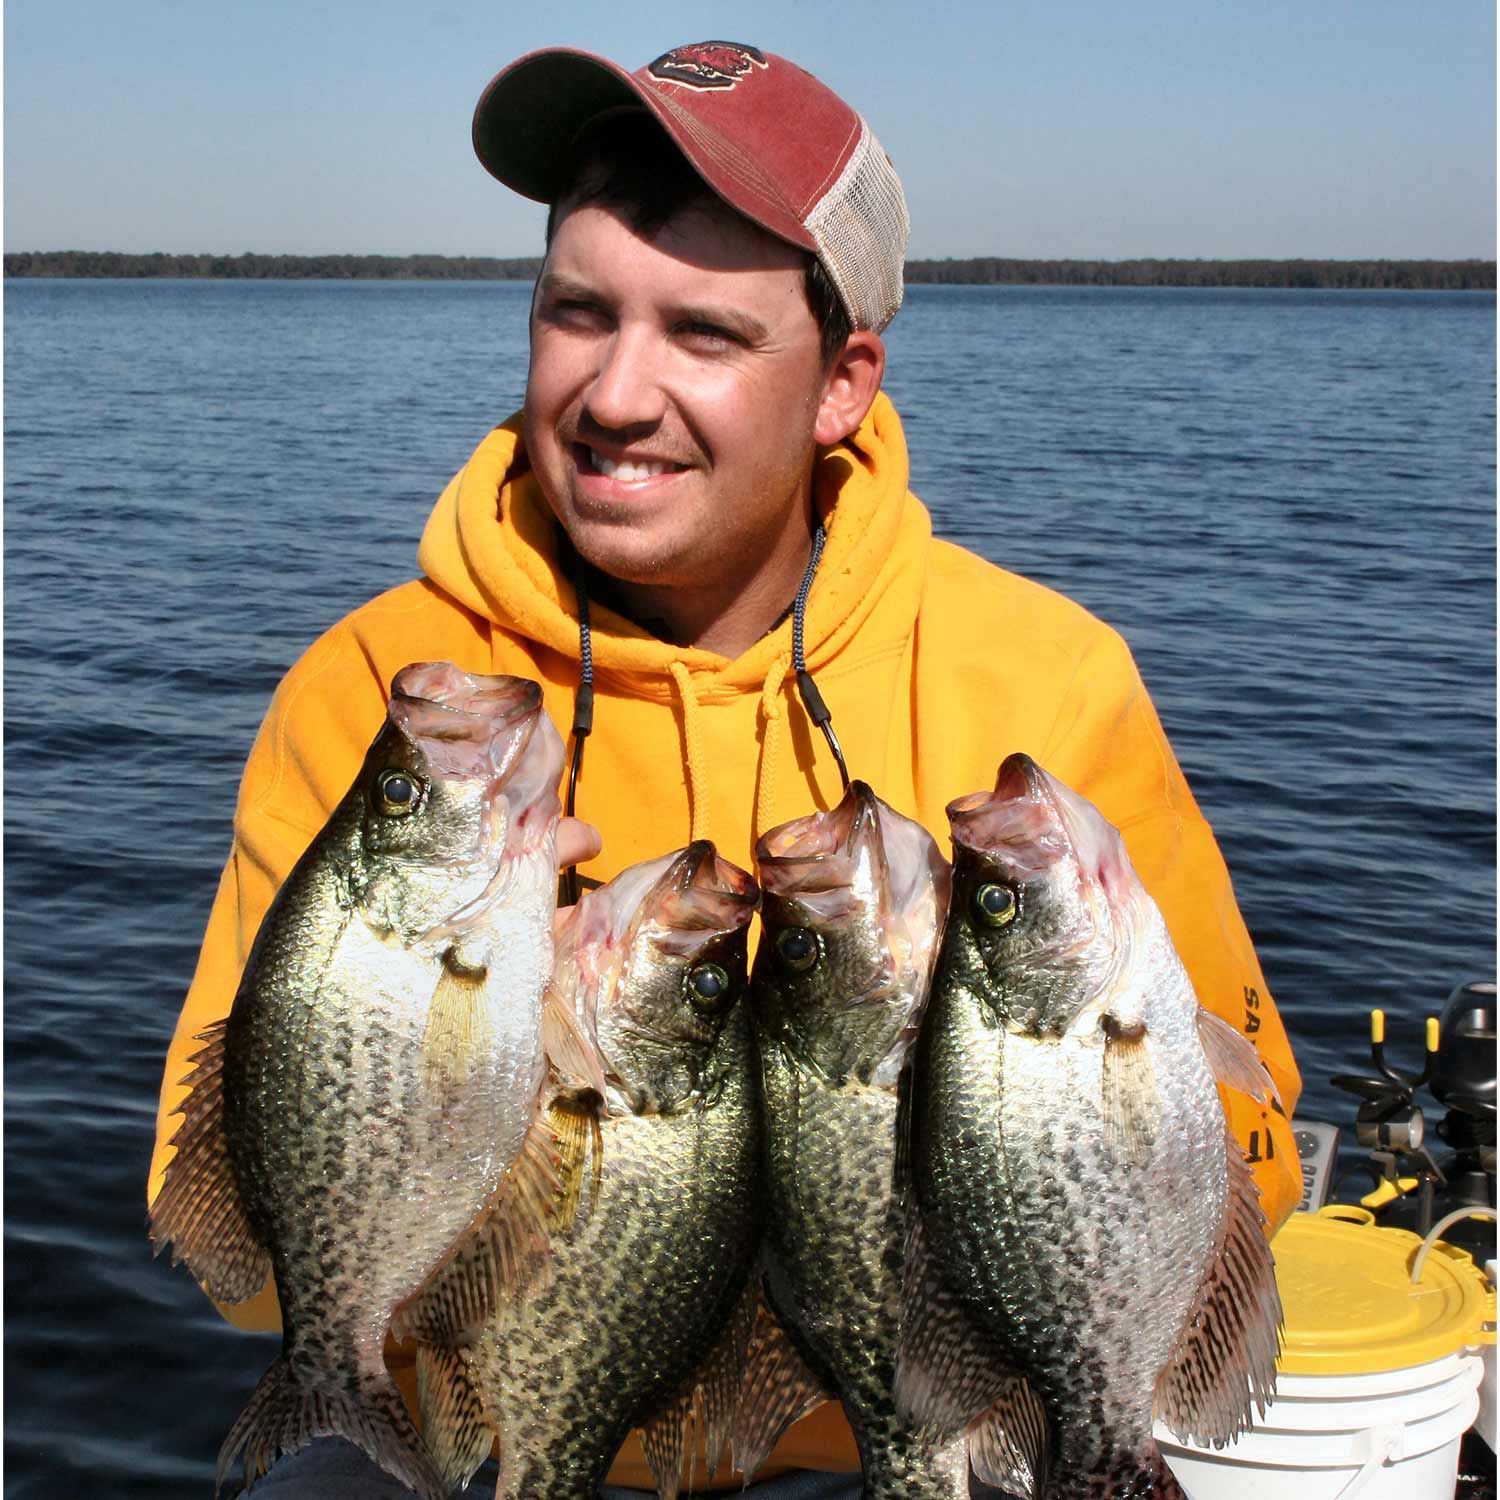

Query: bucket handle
[[1331, 1423, 1405, 1500], [1407, 1207, 1498, 1284]]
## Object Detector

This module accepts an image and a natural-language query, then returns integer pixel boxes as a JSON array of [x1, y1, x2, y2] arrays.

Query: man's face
[[524, 198, 832, 611]]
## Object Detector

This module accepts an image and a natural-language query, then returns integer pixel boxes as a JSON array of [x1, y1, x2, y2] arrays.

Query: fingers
[[557, 816, 603, 872]]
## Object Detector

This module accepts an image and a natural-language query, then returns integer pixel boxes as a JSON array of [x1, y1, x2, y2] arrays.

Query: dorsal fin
[[637, 1277, 759, 1499], [414, 1340, 496, 1493], [148, 1020, 271, 1303], [1155, 1128, 1283, 1445], [896, 1211, 1014, 1433]]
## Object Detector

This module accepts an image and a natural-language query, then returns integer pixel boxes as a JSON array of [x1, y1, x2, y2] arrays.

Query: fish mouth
[[947, 752, 1075, 881], [389, 663, 565, 862], [388, 664, 543, 783], [645, 840, 759, 958], [671, 840, 759, 909], [950, 754, 1144, 998], [755, 782, 883, 902]]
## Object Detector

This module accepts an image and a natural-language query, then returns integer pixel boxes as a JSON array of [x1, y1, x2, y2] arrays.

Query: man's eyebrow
[[674, 303, 770, 344], [537, 273, 602, 302], [537, 275, 770, 344]]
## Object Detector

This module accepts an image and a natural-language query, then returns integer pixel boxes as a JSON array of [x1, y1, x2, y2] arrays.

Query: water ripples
[[5, 279, 1494, 1497]]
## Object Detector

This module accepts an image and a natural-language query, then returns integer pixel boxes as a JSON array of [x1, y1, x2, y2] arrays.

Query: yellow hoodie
[[150, 394, 1301, 1489]]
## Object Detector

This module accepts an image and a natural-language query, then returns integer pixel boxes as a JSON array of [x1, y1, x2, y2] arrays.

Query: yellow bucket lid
[[1268, 1208, 1496, 1375]]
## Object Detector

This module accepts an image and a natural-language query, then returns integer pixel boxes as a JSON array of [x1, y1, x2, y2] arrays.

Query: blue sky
[[5, 0, 1495, 260]]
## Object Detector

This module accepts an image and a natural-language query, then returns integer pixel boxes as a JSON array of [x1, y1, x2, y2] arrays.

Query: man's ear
[[813, 331, 886, 446]]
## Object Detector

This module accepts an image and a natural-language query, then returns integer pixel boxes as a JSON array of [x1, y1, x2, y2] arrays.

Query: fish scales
[[910, 753, 1280, 1499], [750, 782, 964, 1500], [151, 664, 564, 1498], [226, 903, 550, 1356], [414, 843, 762, 1500], [468, 1028, 759, 1499], [916, 931, 1223, 1479], [757, 1062, 969, 1498]]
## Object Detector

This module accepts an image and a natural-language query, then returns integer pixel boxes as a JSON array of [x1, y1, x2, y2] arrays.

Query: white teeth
[[592, 449, 670, 482]]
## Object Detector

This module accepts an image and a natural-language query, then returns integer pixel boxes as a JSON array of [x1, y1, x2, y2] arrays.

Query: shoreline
[[5, 251, 1494, 291]]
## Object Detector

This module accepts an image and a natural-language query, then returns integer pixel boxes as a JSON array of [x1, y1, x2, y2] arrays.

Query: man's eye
[[545, 299, 608, 329], [680, 321, 736, 348]]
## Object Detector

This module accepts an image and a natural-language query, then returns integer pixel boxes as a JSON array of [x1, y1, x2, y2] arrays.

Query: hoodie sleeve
[[1040, 624, 1304, 1235]]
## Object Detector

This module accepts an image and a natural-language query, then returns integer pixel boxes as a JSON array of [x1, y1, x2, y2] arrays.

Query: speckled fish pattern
[[912, 754, 1278, 1500], [751, 783, 965, 1500], [152, 666, 563, 1499], [464, 1004, 761, 1500]]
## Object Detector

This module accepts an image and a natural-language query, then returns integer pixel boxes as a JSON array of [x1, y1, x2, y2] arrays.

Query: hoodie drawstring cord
[[561, 555, 594, 907], [667, 661, 710, 843], [793, 524, 850, 792], [562, 520, 847, 879], [755, 654, 790, 844]]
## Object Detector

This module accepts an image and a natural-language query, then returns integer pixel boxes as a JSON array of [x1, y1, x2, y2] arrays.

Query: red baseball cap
[[472, 41, 909, 333]]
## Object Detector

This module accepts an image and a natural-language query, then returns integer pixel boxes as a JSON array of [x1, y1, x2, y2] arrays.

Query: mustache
[[565, 414, 703, 470]]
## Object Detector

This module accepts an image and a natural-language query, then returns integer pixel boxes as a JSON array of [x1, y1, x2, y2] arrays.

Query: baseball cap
[[472, 41, 910, 333]]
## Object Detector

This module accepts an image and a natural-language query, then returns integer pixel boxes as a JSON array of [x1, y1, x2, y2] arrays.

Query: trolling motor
[[1328, 981, 1496, 1265]]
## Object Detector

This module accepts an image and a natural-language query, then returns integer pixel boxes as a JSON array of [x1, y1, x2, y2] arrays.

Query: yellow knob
[[1427, 1016, 1440, 1053], [1371, 1009, 1386, 1044]]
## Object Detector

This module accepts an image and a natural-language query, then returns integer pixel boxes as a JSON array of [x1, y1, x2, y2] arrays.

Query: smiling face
[[524, 197, 873, 652]]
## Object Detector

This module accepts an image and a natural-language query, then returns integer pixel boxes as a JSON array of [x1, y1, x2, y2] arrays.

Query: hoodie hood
[[416, 392, 931, 693]]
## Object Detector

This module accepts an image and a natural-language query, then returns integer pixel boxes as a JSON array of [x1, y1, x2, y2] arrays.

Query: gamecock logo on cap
[[648, 42, 767, 89]]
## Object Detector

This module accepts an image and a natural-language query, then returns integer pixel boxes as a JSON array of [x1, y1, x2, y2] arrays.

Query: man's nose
[[583, 328, 668, 431]]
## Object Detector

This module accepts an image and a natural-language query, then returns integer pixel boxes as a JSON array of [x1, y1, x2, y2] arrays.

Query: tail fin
[[215, 1355, 446, 1500]]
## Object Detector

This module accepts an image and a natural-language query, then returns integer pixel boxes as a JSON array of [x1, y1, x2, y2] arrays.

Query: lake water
[[4, 279, 1495, 1497]]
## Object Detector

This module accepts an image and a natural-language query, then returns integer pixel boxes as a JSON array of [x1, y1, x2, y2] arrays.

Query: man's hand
[[555, 817, 603, 929], [558, 817, 602, 871]]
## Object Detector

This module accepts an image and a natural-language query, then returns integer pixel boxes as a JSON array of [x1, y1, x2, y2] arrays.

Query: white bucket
[[1153, 1350, 1484, 1500]]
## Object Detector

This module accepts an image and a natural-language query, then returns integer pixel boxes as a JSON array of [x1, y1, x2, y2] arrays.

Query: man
[[151, 40, 1301, 1498]]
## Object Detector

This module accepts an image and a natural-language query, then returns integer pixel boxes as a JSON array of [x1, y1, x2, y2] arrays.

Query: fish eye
[[686, 963, 730, 1010], [973, 882, 1018, 928], [774, 926, 819, 973], [375, 768, 422, 817]]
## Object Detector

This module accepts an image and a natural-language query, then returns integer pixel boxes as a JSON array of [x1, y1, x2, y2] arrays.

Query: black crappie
[[904, 753, 1281, 1500], [410, 842, 763, 1500], [740, 781, 970, 1499], [150, 663, 567, 1498]]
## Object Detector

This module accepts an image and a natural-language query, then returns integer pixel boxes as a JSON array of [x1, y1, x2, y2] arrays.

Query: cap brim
[[473, 50, 646, 204], [471, 47, 817, 253]]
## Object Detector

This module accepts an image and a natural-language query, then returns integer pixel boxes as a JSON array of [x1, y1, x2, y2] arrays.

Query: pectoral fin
[[1101, 1016, 1158, 1167], [393, 1091, 599, 1345], [421, 955, 493, 1104], [1197, 1009, 1280, 1105], [148, 1019, 271, 1303]]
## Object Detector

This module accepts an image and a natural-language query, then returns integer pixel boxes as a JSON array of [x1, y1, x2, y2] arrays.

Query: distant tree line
[[1, 251, 546, 280], [4, 250, 1494, 291], [902, 257, 1496, 290]]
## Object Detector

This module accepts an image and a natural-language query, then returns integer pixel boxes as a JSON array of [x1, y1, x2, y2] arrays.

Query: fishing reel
[[1329, 982, 1496, 1265]]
